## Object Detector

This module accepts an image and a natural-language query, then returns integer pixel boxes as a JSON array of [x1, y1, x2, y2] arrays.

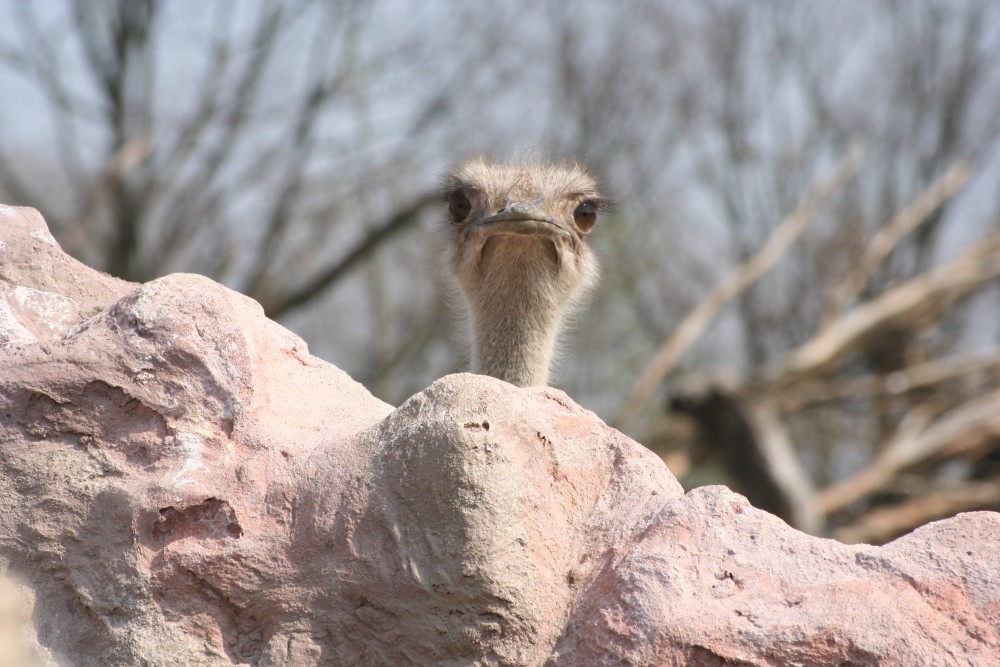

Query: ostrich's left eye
[[448, 190, 472, 223], [574, 201, 598, 232]]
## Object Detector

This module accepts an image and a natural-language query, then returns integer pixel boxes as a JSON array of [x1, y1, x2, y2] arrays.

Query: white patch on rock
[[169, 432, 208, 488], [0, 298, 36, 347], [29, 228, 55, 245], [12, 286, 79, 336]]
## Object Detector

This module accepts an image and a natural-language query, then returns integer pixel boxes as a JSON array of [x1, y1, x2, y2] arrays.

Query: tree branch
[[821, 160, 972, 325], [817, 386, 1000, 515], [256, 193, 439, 318], [614, 142, 866, 427], [767, 235, 1000, 385], [776, 353, 1000, 412], [833, 476, 1000, 544]]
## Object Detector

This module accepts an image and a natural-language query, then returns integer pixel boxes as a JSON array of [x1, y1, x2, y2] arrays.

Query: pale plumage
[[443, 158, 606, 387]]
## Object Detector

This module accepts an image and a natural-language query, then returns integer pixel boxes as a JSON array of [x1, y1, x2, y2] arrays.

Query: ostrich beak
[[464, 201, 578, 269], [473, 202, 572, 237]]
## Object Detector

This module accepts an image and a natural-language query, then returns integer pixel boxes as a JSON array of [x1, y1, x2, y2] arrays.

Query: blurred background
[[2, 0, 1000, 543]]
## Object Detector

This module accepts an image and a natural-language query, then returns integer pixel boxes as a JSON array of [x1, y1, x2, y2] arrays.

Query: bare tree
[[604, 1, 1000, 542], [3, 0, 1000, 541], [0, 0, 513, 400]]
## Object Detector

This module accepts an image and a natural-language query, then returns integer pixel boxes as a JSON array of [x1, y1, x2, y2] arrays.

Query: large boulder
[[1, 204, 998, 666]]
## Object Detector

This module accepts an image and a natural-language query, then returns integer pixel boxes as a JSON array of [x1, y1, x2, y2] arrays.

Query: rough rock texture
[[1, 203, 999, 666]]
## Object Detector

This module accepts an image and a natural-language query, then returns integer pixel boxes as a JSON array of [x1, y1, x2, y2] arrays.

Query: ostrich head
[[442, 157, 606, 387]]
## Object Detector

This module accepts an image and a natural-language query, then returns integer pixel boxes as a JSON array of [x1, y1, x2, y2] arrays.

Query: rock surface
[[1, 203, 998, 666]]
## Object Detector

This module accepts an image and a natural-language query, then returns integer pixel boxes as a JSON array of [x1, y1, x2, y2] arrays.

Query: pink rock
[[557, 488, 1000, 665], [1, 204, 998, 666]]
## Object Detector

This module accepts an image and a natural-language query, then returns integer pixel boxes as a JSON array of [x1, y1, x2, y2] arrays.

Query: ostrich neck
[[468, 279, 565, 388]]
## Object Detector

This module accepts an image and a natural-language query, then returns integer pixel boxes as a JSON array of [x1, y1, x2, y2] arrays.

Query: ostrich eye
[[574, 201, 598, 232], [448, 190, 472, 223]]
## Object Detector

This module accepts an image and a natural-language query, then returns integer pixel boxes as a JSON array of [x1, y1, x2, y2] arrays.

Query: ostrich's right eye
[[448, 190, 472, 223], [573, 201, 598, 232]]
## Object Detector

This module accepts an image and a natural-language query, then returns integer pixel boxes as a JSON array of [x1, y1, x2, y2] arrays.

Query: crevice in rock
[[147, 497, 243, 548]]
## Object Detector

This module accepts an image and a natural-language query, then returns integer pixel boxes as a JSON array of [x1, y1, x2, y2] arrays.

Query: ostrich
[[442, 157, 607, 387]]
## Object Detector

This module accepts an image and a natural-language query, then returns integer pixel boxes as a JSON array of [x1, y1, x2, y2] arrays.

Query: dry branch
[[776, 353, 1000, 412], [767, 236, 1000, 385], [64, 137, 153, 256], [256, 193, 440, 318], [816, 386, 1000, 514], [833, 477, 1000, 544], [614, 143, 866, 427], [821, 161, 972, 325], [742, 398, 820, 533]]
